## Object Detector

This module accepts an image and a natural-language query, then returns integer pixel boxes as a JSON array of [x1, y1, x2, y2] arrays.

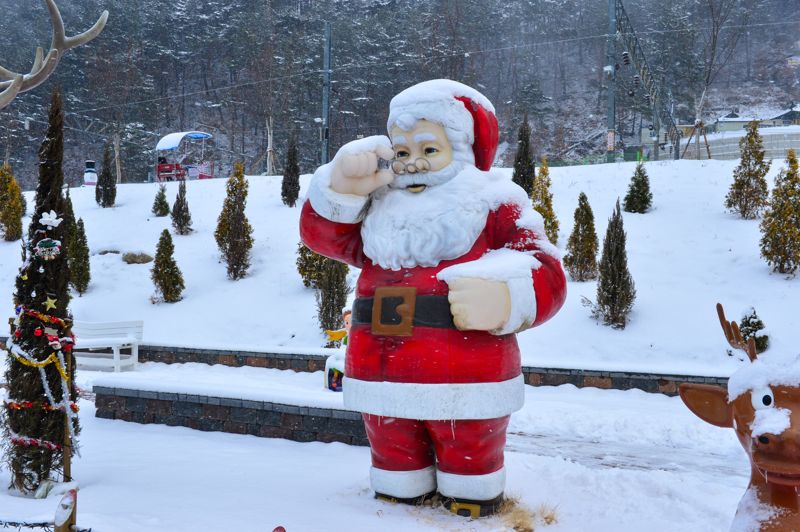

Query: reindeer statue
[[0, 0, 108, 110], [680, 304, 800, 531]]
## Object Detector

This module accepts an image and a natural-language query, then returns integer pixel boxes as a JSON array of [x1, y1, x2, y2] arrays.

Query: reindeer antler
[[0, 0, 108, 110], [717, 303, 758, 362]]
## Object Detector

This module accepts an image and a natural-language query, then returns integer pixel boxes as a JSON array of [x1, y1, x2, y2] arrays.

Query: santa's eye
[[424, 147, 439, 155], [751, 388, 775, 410], [395, 150, 410, 158]]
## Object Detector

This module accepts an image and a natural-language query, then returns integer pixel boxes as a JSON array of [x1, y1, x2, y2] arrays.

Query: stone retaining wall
[[94, 386, 369, 446], [139, 345, 327, 373], [521, 367, 727, 396]]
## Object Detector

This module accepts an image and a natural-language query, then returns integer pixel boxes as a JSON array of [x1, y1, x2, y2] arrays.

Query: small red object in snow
[[272, 527, 286, 532]]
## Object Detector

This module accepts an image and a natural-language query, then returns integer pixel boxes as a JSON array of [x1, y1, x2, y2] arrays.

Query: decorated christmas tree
[[2, 88, 79, 494], [725, 120, 770, 219], [590, 199, 635, 329], [0, 164, 24, 242], [69, 219, 91, 296], [215, 162, 254, 280], [623, 162, 653, 213], [171, 180, 193, 235], [563, 192, 598, 281], [151, 184, 170, 217], [532, 157, 559, 245], [281, 136, 300, 207], [512, 113, 535, 197], [760, 148, 800, 275], [152, 229, 184, 303]]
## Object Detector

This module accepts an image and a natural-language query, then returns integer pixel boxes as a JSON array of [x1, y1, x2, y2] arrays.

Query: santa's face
[[389, 120, 454, 193]]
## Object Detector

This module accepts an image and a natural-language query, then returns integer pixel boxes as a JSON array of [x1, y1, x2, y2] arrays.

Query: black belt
[[352, 287, 455, 336]]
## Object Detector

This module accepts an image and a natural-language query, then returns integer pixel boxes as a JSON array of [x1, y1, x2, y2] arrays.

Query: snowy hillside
[[1, 159, 796, 377]]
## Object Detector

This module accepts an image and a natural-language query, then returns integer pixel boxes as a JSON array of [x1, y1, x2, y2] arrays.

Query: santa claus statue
[[300, 79, 566, 517]]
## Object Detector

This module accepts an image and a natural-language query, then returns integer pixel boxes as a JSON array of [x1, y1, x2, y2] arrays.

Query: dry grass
[[122, 252, 153, 264], [499, 498, 559, 532], [97, 249, 120, 255]]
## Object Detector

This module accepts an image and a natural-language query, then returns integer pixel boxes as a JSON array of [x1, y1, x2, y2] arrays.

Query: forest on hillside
[[0, 0, 797, 187]]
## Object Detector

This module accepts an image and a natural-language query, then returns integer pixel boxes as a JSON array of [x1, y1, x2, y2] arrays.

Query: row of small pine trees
[[149, 162, 255, 303], [513, 116, 651, 328], [725, 120, 800, 275]]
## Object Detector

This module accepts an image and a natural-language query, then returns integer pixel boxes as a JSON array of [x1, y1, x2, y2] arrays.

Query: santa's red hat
[[386, 79, 499, 171]]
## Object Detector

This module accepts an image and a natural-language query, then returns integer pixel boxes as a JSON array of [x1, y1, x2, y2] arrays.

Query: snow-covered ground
[[0, 383, 748, 531], [0, 159, 796, 377]]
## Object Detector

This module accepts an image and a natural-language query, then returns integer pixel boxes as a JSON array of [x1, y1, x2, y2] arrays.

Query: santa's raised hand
[[330, 136, 395, 196]]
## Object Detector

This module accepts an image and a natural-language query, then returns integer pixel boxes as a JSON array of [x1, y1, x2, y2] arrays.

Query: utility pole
[[605, 0, 616, 163], [321, 21, 332, 165]]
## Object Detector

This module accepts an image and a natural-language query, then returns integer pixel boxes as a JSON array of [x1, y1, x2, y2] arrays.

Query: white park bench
[[72, 320, 143, 372]]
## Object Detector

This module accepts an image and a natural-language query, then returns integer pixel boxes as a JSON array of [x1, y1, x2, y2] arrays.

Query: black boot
[[375, 491, 437, 506], [442, 494, 504, 518]]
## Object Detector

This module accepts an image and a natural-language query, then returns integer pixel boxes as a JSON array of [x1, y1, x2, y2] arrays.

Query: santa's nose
[[407, 164, 418, 174]]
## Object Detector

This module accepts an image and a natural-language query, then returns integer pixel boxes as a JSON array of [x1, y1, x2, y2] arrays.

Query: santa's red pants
[[362, 414, 510, 501]]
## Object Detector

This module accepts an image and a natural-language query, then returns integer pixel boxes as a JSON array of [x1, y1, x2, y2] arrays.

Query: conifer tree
[[760, 149, 800, 275], [61, 189, 76, 250], [171, 180, 193, 235], [592, 200, 636, 328], [151, 184, 170, 217], [739, 307, 769, 354], [315, 257, 350, 346], [69, 219, 91, 295], [151, 229, 185, 303], [623, 162, 653, 213], [297, 241, 328, 288], [215, 162, 254, 280], [726, 120, 770, 219], [531, 157, 559, 244], [281, 136, 301, 207], [2, 88, 79, 493], [96, 143, 116, 208], [563, 192, 598, 281], [0, 165, 24, 242], [0, 163, 13, 212], [512, 113, 535, 197]]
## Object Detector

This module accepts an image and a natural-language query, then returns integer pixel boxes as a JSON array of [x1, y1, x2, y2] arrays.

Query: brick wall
[[521, 367, 727, 396], [93, 386, 369, 446], [138, 345, 327, 373]]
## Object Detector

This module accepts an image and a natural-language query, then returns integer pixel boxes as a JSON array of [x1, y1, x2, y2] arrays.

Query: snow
[[749, 406, 791, 438], [438, 248, 540, 282], [155, 131, 213, 152], [84, 362, 350, 411], [0, 382, 748, 531], [1, 159, 797, 377], [389, 79, 496, 115], [727, 352, 800, 400]]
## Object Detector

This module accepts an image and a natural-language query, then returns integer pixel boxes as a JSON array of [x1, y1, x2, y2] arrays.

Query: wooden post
[[63, 353, 72, 483]]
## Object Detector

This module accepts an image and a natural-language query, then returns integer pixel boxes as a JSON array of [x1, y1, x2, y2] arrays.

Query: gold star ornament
[[42, 297, 57, 311]]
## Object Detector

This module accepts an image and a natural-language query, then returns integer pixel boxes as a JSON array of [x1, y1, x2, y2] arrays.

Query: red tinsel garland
[[3, 400, 79, 413], [9, 433, 62, 451]]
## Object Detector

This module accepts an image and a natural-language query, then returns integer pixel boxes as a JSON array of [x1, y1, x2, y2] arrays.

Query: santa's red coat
[[300, 187, 566, 421]]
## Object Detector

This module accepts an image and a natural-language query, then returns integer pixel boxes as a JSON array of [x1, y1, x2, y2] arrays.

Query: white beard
[[362, 165, 490, 270]]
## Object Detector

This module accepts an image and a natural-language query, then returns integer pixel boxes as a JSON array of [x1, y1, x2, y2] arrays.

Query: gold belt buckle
[[371, 286, 417, 337]]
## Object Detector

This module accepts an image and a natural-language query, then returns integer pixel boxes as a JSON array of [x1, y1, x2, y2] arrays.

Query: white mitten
[[330, 138, 395, 197], [447, 277, 511, 332]]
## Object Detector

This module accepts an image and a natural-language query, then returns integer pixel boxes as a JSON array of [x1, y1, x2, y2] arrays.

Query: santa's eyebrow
[[413, 133, 437, 143], [392, 136, 407, 145]]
